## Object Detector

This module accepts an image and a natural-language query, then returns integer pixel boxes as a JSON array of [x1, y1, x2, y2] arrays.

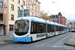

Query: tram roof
[[16, 16, 67, 27]]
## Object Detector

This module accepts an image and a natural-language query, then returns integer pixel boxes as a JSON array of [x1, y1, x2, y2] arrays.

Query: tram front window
[[14, 20, 29, 36]]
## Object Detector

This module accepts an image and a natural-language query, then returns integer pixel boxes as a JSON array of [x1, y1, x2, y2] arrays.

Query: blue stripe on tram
[[31, 20, 46, 24]]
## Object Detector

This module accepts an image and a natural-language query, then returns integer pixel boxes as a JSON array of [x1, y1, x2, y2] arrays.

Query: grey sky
[[38, 0, 75, 21]]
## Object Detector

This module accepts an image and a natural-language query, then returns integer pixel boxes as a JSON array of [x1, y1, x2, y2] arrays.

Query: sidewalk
[[0, 35, 13, 46], [64, 33, 75, 46]]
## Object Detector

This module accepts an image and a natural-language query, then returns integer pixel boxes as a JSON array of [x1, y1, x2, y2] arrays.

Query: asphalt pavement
[[0, 32, 74, 49]]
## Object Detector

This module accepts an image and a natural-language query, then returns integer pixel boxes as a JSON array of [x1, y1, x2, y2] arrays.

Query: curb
[[64, 33, 75, 47], [64, 39, 75, 47], [0, 40, 13, 46], [64, 43, 75, 47]]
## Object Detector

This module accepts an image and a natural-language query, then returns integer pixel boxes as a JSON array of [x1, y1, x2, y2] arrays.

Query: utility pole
[[21, 1, 24, 17]]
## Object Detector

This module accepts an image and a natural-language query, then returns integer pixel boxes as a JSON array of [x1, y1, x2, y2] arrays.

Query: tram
[[71, 25, 75, 32], [13, 16, 67, 42]]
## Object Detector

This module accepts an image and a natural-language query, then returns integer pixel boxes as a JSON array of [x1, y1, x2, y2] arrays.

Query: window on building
[[35, 7, 37, 11], [32, 5, 33, 9], [11, 14, 14, 20], [59, 21, 60, 23], [18, 0, 20, 3], [0, 14, 3, 21], [27, 3, 30, 7], [23, 1, 25, 5], [37, 2, 38, 5], [11, 4, 14, 10], [18, 7, 20, 10], [50, 16, 52, 18], [35, 1, 36, 4], [38, 3, 40, 6], [38, 9, 39, 12], [35, 2, 37, 5], [32, 0, 33, 2], [51, 19, 53, 20], [55, 18, 57, 20], [0, 2, 3, 8], [59, 18, 60, 20], [55, 16, 57, 18], [31, 5, 33, 9], [9, 25, 14, 31], [59, 16, 60, 18]]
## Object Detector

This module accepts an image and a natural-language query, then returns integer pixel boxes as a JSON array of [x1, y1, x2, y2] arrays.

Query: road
[[0, 32, 75, 49]]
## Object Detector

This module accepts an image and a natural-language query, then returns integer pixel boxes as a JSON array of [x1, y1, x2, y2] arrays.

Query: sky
[[38, 0, 75, 22]]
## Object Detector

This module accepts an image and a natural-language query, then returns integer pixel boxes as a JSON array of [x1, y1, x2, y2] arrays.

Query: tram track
[[35, 32, 73, 47], [0, 32, 73, 48]]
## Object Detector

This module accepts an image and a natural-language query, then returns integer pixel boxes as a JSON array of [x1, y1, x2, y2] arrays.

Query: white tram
[[13, 16, 67, 42]]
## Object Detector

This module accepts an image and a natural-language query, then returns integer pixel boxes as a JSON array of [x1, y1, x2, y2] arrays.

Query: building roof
[[58, 12, 62, 15]]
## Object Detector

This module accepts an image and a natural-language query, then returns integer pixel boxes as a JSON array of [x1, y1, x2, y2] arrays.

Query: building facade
[[8, 0, 27, 32], [0, 0, 7, 35], [27, 0, 40, 16], [0, 0, 40, 35], [50, 12, 67, 25], [8, 0, 40, 33]]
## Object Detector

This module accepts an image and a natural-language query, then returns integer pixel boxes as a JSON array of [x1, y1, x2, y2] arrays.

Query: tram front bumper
[[13, 37, 31, 42]]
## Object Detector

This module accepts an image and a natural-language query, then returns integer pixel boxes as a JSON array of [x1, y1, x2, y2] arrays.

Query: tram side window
[[61, 27, 62, 31], [59, 26, 61, 31], [55, 26, 59, 31], [50, 25, 54, 32], [31, 22, 46, 34], [61, 27, 64, 31], [59, 27, 64, 31], [64, 27, 66, 30], [47, 25, 50, 32], [43, 24, 46, 32], [38, 23, 46, 33], [47, 25, 54, 32], [62, 27, 64, 31]]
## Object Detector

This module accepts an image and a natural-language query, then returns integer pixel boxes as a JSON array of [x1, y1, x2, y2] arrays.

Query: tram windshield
[[14, 20, 29, 35]]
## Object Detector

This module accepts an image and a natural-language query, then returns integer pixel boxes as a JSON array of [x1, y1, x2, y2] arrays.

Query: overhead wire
[[51, 0, 64, 13]]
